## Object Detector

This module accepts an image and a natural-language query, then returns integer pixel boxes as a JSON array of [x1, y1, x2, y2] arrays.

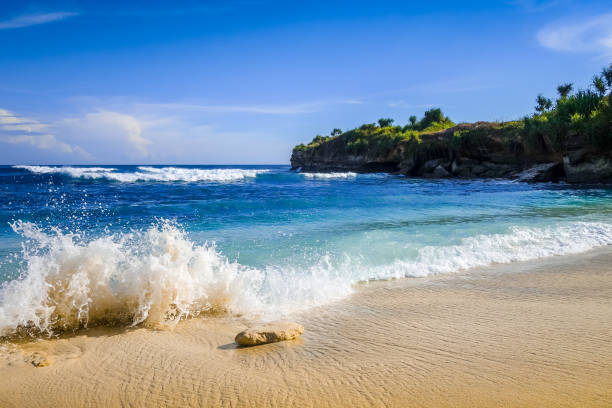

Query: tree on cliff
[[415, 108, 454, 131], [602, 65, 612, 88], [331, 128, 342, 137], [535, 94, 552, 113], [378, 118, 394, 127], [593, 75, 606, 97], [524, 64, 612, 153], [294, 64, 612, 166], [556, 83, 573, 100]]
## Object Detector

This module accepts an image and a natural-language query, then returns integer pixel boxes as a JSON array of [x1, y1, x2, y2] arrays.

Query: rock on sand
[[235, 321, 304, 346]]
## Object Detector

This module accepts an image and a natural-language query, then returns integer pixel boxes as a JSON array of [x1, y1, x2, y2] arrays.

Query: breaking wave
[[372, 222, 612, 279], [301, 172, 357, 179], [0, 221, 351, 337], [1, 220, 612, 337], [13, 165, 268, 183]]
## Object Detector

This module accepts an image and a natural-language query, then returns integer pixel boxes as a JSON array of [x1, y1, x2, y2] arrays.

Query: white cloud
[[60, 111, 153, 158], [3, 134, 74, 153], [1, 108, 153, 162], [0, 123, 49, 132], [1, 96, 363, 164], [0, 109, 47, 132], [0, 107, 89, 158], [537, 14, 612, 55], [0, 12, 78, 29], [0, 109, 50, 131]]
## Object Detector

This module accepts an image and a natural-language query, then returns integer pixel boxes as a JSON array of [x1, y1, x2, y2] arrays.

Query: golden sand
[[1, 248, 611, 407]]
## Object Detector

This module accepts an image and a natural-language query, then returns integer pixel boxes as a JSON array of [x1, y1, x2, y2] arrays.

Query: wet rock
[[565, 148, 592, 166], [29, 352, 50, 367], [430, 165, 451, 178], [235, 321, 304, 346], [398, 157, 417, 175], [451, 158, 476, 178], [419, 159, 441, 176], [451, 159, 460, 174], [471, 164, 487, 176], [515, 162, 562, 182], [563, 156, 612, 183]]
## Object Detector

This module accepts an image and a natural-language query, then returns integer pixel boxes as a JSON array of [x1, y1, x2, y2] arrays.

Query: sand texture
[[1, 248, 611, 407]]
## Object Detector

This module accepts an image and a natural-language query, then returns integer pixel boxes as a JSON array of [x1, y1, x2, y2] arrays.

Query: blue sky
[[1, 0, 611, 164]]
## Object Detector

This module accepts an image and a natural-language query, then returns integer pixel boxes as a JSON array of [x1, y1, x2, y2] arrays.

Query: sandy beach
[[1, 248, 611, 407]]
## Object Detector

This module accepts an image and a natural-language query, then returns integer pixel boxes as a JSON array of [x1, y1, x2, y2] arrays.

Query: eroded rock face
[[290, 122, 612, 183], [235, 321, 304, 346], [563, 156, 612, 183]]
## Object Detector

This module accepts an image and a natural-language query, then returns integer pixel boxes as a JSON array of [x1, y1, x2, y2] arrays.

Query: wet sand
[[1, 248, 611, 407]]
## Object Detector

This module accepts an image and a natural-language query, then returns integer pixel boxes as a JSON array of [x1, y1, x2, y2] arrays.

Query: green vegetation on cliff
[[524, 66, 612, 151], [293, 108, 456, 156], [293, 65, 612, 158]]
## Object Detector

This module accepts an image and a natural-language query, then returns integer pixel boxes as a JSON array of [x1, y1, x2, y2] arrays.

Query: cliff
[[290, 121, 612, 183], [291, 66, 612, 183]]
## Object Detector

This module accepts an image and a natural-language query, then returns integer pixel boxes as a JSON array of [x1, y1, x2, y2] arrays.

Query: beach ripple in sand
[[1, 249, 612, 407]]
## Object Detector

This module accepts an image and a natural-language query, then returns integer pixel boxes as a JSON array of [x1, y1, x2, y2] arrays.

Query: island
[[291, 65, 612, 183]]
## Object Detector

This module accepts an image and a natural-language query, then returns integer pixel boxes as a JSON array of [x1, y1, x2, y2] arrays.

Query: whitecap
[[14, 165, 268, 183]]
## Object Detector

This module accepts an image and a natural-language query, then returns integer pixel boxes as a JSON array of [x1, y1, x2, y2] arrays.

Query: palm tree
[[535, 94, 552, 113], [556, 83, 573, 100], [592, 75, 606, 97], [409, 115, 417, 127], [377, 118, 394, 127]]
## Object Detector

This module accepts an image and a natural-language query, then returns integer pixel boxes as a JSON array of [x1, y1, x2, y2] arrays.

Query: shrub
[[524, 66, 612, 151]]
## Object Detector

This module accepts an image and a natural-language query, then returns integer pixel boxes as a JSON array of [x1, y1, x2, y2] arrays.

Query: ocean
[[1, 164, 612, 336]]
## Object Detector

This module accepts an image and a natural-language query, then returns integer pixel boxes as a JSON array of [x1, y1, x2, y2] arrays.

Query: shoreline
[[2, 247, 612, 407]]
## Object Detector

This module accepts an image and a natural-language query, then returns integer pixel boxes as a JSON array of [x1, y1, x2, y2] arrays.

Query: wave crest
[[13, 165, 268, 183], [375, 222, 612, 279], [2, 220, 612, 337], [0, 221, 351, 337], [301, 172, 357, 179]]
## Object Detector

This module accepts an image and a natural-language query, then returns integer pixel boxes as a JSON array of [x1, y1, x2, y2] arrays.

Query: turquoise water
[[1, 165, 612, 336]]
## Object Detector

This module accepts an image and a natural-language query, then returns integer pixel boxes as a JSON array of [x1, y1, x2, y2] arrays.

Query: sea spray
[[0, 220, 352, 337], [2, 219, 612, 337]]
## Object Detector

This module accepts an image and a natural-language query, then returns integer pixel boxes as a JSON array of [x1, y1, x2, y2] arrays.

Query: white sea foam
[[372, 222, 612, 280], [0, 221, 351, 337], [301, 172, 357, 179], [14, 165, 268, 183], [1, 220, 612, 337], [14, 165, 117, 179]]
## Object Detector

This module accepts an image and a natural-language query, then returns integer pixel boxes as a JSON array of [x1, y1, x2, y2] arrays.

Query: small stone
[[30, 352, 50, 367], [235, 321, 304, 346]]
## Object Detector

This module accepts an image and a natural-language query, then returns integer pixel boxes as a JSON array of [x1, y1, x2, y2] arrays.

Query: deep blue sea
[[1, 164, 612, 336]]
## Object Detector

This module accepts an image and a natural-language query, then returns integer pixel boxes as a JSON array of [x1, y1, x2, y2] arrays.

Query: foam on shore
[[2, 219, 612, 337]]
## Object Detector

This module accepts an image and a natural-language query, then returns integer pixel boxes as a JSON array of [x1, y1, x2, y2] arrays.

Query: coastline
[[2, 247, 612, 407]]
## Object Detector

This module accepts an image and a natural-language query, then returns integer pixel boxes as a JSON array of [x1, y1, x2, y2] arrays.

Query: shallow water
[[1, 164, 612, 335]]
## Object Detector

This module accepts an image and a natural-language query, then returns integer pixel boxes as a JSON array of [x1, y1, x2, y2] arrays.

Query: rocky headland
[[291, 66, 612, 183], [291, 121, 612, 183]]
